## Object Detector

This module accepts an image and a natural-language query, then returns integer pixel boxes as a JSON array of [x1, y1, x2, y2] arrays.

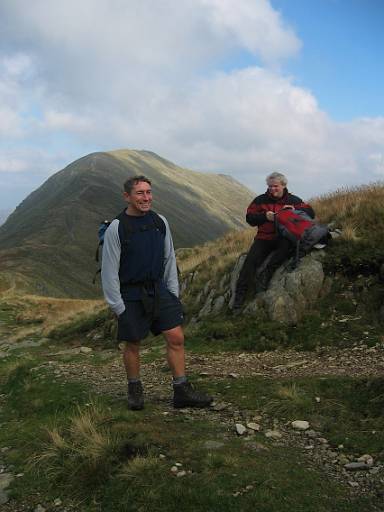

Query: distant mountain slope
[[0, 210, 11, 226], [0, 150, 253, 298]]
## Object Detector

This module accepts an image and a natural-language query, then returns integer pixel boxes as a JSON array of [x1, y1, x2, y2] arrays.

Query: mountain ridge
[[0, 149, 253, 298]]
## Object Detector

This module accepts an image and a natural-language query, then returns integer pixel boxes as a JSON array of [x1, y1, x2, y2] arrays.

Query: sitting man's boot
[[173, 381, 213, 409], [232, 287, 247, 310], [127, 381, 144, 410]]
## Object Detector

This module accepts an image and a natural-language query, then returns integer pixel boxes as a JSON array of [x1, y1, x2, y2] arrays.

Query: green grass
[[47, 307, 114, 342], [205, 376, 384, 456], [0, 353, 383, 511]]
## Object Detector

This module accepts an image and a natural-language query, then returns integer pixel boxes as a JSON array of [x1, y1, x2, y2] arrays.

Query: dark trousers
[[235, 238, 292, 299]]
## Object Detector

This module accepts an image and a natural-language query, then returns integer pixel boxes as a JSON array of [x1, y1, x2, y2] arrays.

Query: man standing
[[101, 175, 212, 410], [232, 172, 315, 309]]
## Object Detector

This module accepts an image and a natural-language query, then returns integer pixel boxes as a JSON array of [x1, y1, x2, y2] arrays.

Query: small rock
[[80, 346, 93, 354], [357, 454, 374, 466], [228, 373, 239, 379], [235, 423, 247, 436], [176, 470, 187, 477], [53, 498, 62, 506], [246, 422, 260, 431], [170, 466, 178, 474], [0, 472, 14, 490], [291, 420, 310, 431], [348, 481, 359, 488], [265, 430, 282, 440], [35, 506, 46, 512], [344, 462, 370, 471], [315, 397, 321, 403]]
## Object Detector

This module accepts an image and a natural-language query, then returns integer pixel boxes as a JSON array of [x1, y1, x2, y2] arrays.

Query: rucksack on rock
[[274, 208, 330, 266]]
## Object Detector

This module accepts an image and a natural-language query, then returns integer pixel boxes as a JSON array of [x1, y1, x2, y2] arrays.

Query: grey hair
[[266, 172, 288, 186]]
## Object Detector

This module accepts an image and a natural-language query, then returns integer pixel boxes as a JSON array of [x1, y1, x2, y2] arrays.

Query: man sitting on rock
[[232, 172, 315, 310]]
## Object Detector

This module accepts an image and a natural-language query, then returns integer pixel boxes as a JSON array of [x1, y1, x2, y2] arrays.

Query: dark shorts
[[117, 289, 184, 341]]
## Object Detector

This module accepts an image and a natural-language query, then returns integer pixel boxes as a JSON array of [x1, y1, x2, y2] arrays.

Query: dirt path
[[46, 342, 384, 400]]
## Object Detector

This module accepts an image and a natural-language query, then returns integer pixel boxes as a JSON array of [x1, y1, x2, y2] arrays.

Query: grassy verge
[[205, 375, 384, 456], [0, 354, 382, 511]]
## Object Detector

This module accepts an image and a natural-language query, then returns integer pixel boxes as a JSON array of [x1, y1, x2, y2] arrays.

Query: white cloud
[[0, 156, 29, 173], [42, 109, 93, 132], [201, 0, 300, 64], [0, 0, 382, 207]]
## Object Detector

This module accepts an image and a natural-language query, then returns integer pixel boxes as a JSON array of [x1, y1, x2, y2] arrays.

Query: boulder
[[242, 253, 325, 324], [185, 249, 327, 325]]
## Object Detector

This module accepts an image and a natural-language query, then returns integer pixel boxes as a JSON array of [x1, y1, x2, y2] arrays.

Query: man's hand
[[266, 211, 275, 221]]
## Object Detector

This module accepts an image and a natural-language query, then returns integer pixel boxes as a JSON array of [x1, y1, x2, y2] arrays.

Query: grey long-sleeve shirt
[[101, 214, 179, 316]]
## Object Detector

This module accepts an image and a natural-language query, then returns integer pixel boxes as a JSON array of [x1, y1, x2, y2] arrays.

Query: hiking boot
[[231, 289, 246, 310], [127, 381, 144, 410], [173, 381, 213, 409]]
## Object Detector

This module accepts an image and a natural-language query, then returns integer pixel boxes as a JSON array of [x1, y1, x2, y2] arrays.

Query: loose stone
[[80, 346, 93, 354], [344, 462, 370, 471], [235, 423, 247, 436], [291, 420, 310, 430], [357, 454, 374, 466], [246, 422, 260, 431], [265, 430, 282, 440]]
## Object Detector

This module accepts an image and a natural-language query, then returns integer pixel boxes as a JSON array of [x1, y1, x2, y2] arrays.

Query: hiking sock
[[173, 376, 187, 386]]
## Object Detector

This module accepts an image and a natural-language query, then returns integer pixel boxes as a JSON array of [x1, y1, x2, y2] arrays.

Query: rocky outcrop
[[183, 251, 328, 325], [244, 253, 326, 324]]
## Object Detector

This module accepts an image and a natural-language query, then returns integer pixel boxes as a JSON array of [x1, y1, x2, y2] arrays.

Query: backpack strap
[[116, 209, 166, 244]]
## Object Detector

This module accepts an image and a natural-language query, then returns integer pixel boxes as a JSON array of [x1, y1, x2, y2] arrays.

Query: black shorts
[[117, 289, 184, 341]]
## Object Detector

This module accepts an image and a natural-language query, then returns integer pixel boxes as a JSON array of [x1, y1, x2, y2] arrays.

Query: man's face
[[267, 179, 285, 198], [124, 181, 152, 215]]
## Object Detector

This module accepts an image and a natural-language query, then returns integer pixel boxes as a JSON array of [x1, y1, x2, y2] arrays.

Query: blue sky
[[273, 0, 384, 120], [0, 0, 383, 213]]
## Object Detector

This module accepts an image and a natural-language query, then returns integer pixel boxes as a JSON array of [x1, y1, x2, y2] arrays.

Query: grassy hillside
[[0, 150, 253, 298], [179, 181, 384, 276]]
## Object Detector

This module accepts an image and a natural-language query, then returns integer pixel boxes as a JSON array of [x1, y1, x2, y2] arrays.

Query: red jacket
[[246, 188, 315, 240]]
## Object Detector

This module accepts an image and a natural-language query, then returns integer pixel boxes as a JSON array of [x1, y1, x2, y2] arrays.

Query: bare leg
[[163, 326, 185, 377], [122, 340, 141, 379]]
